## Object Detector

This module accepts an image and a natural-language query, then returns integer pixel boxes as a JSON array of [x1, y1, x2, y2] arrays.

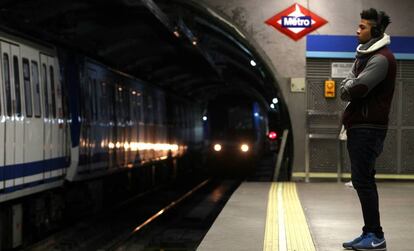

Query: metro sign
[[265, 3, 327, 41]]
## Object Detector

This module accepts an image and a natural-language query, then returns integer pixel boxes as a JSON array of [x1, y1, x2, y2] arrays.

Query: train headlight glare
[[241, 144, 249, 152], [214, 144, 222, 152]]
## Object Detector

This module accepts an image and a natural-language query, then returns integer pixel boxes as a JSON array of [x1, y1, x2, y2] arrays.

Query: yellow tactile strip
[[292, 172, 414, 180], [263, 183, 278, 251], [264, 182, 316, 251]]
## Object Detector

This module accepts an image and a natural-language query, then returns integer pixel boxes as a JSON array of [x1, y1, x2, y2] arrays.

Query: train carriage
[[0, 28, 202, 249], [0, 30, 69, 203], [63, 56, 180, 181]]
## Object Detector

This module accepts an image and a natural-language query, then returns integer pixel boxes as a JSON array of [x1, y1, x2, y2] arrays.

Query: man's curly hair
[[360, 8, 391, 34]]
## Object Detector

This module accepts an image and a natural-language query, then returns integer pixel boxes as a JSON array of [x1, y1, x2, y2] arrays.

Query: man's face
[[357, 19, 373, 44]]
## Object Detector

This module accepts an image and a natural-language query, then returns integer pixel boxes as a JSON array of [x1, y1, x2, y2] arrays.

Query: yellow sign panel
[[324, 80, 335, 98]]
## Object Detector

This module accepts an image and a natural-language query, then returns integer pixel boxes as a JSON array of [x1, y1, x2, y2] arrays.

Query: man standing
[[340, 8, 396, 251]]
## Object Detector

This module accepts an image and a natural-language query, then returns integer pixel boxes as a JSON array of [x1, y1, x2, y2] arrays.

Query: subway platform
[[197, 181, 414, 251]]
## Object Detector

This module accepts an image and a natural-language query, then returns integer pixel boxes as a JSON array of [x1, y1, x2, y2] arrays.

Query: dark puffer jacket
[[340, 35, 396, 129]]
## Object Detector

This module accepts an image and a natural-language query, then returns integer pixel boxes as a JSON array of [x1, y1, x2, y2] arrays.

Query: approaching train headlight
[[240, 144, 249, 152], [213, 144, 222, 152]]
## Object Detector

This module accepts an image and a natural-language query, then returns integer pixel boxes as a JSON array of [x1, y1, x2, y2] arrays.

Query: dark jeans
[[346, 128, 387, 238]]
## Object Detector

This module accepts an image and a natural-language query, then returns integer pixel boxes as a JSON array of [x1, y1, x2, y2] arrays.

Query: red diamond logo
[[265, 3, 328, 41]]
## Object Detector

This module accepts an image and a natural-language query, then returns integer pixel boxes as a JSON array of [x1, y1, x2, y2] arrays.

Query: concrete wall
[[198, 0, 414, 173]]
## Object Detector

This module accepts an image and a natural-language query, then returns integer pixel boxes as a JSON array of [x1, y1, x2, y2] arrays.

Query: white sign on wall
[[331, 62, 353, 78], [290, 77, 305, 92]]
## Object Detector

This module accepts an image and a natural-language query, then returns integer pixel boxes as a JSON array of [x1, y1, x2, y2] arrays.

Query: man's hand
[[340, 79, 353, 101]]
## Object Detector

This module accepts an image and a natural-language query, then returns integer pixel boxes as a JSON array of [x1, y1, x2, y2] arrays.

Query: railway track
[[24, 173, 241, 251]]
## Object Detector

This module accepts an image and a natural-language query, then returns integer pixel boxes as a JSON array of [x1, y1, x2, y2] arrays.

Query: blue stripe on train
[[0, 157, 69, 180], [0, 176, 63, 194]]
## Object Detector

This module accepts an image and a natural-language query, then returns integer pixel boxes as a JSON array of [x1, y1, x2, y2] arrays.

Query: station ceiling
[[0, 0, 280, 106]]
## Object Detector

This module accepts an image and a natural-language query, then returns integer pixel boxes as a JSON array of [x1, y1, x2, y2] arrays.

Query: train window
[[13, 56, 22, 117], [181, 106, 186, 128], [181, 106, 185, 127], [147, 95, 153, 124], [3, 53, 12, 116], [125, 88, 130, 122], [92, 79, 98, 121], [173, 106, 178, 126], [180, 105, 184, 127], [31, 61, 41, 117], [159, 97, 165, 126], [115, 85, 124, 121], [182, 106, 187, 128], [138, 92, 146, 122], [42, 64, 49, 118], [83, 77, 92, 121], [175, 106, 180, 127], [153, 96, 158, 125], [49, 66, 56, 118], [107, 83, 114, 122], [55, 66, 63, 118], [100, 81, 107, 121], [22, 58, 32, 117], [106, 82, 111, 122], [135, 92, 140, 123], [136, 92, 142, 123], [130, 91, 135, 122], [156, 97, 161, 125]]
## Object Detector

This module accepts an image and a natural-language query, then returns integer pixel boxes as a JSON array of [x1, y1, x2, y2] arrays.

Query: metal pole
[[273, 129, 289, 182]]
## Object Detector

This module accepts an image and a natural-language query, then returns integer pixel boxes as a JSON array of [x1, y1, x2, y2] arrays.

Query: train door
[[0, 44, 6, 190], [130, 88, 141, 164], [87, 68, 97, 170], [40, 54, 52, 164], [142, 93, 149, 162], [1, 41, 24, 189], [1, 42, 15, 178], [115, 84, 124, 167], [107, 81, 116, 169], [137, 90, 144, 164], [11, 45, 24, 182], [146, 94, 154, 160], [52, 59, 65, 162], [99, 80, 109, 169], [128, 88, 135, 165], [21, 47, 44, 180], [124, 87, 131, 165], [49, 58, 64, 162]]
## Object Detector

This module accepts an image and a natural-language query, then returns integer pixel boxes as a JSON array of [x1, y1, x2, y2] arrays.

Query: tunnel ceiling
[[0, 0, 280, 105]]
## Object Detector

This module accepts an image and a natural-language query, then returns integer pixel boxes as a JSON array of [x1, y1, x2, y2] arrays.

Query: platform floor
[[197, 181, 414, 251]]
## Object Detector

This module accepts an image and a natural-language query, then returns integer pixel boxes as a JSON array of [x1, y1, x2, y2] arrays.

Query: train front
[[204, 96, 267, 175]]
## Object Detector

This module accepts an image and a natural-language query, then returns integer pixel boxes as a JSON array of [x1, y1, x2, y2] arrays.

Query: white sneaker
[[345, 181, 353, 188]]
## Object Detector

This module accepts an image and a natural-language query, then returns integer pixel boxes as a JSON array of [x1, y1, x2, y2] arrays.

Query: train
[[204, 95, 268, 174], [0, 29, 202, 249]]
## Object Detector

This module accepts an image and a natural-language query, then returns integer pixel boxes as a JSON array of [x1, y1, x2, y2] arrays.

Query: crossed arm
[[339, 54, 389, 101]]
